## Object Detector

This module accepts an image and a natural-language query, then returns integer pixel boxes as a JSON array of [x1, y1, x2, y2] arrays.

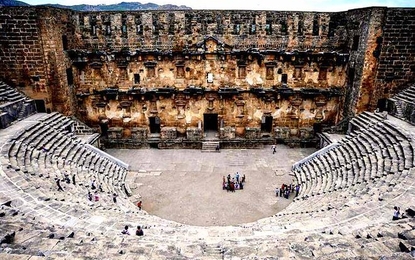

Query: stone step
[[201, 141, 220, 152]]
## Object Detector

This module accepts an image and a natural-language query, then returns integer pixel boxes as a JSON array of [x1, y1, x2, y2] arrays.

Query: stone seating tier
[[293, 112, 414, 202], [1, 110, 415, 258], [3, 114, 129, 205]]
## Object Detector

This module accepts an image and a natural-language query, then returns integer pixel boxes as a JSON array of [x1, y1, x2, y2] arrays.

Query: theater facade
[[0, 7, 414, 148]]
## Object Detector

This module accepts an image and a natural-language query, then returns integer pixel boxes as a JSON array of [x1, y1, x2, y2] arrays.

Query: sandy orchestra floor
[[108, 145, 315, 226]]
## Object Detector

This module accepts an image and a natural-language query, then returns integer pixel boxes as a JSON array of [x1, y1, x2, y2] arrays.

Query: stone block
[[245, 127, 260, 139], [107, 127, 123, 139], [219, 126, 235, 139], [274, 127, 290, 139], [130, 127, 147, 140], [160, 127, 177, 140], [299, 128, 314, 139], [186, 127, 202, 140]]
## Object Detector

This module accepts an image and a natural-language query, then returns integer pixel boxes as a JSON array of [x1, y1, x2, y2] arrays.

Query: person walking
[[56, 178, 64, 192], [295, 184, 300, 197]]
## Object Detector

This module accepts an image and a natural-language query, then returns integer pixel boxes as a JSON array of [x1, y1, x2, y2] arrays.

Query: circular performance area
[[109, 146, 315, 226]]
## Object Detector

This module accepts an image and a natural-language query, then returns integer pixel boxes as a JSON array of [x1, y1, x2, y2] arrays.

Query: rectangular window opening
[[134, 74, 140, 84], [66, 68, 73, 85], [318, 68, 327, 81], [352, 35, 360, 51], [238, 66, 246, 79], [266, 67, 274, 80], [281, 74, 288, 83]]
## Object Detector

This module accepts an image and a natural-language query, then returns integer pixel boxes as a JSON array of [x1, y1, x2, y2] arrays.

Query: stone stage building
[[0, 6, 414, 148]]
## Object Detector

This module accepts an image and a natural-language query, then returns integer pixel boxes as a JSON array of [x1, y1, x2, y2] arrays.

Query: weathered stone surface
[[1, 7, 413, 147], [0, 231, 15, 244]]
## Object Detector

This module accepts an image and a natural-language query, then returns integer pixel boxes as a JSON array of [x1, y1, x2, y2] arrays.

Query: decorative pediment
[[193, 36, 233, 53]]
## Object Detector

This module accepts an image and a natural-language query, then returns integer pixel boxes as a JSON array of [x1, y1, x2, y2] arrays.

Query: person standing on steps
[[272, 144, 276, 154], [295, 184, 300, 197], [91, 179, 96, 190], [392, 206, 401, 220], [94, 191, 99, 202], [87, 191, 93, 201], [56, 178, 64, 191]]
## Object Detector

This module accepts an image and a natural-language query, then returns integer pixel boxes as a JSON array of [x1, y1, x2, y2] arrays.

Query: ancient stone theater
[[0, 4, 415, 259]]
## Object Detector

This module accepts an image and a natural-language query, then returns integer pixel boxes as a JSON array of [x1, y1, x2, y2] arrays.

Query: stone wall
[[0, 6, 414, 146], [73, 10, 344, 52], [0, 7, 74, 114], [36, 8, 75, 114], [340, 8, 385, 118], [0, 8, 48, 102], [374, 9, 415, 101]]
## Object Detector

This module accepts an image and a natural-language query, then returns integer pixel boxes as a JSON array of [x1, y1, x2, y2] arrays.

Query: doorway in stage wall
[[313, 123, 322, 136], [149, 116, 161, 133], [203, 113, 218, 138], [377, 98, 387, 112], [99, 121, 108, 138], [34, 99, 46, 113], [261, 115, 273, 133]]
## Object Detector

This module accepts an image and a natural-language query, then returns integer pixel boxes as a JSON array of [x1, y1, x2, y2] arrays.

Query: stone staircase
[[72, 116, 96, 135], [388, 84, 415, 124], [202, 244, 223, 259], [0, 81, 36, 128], [395, 102, 404, 118], [201, 141, 220, 152]]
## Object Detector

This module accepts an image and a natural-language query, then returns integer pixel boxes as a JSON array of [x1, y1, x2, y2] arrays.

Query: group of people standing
[[55, 172, 77, 192], [275, 183, 300, 199], [223, 172, 246, 192]]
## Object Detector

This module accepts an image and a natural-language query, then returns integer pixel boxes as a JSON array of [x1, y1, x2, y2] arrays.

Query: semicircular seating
[[0, 110, 414, 259]]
